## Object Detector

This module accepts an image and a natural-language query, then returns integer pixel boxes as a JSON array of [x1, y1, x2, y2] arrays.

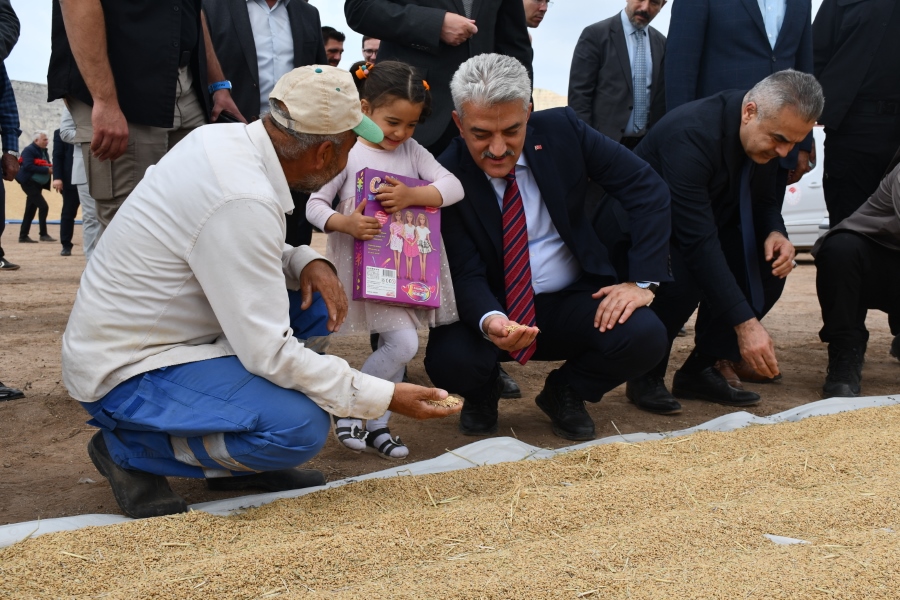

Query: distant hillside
[[10, 81, 64, 150], [533, 88, 567, 111]]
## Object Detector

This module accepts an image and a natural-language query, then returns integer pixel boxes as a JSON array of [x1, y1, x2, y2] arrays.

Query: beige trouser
[[67, 66, 207, 229]]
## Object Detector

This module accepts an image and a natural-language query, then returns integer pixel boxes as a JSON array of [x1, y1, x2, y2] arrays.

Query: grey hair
[[450, 54, 531, 116], [265, 100, 347, 160], [32, 130, 48, 141], [745, 69, 824, 123]]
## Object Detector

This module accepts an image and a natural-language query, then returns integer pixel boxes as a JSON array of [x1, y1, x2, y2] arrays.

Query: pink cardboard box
[[352, 168, 442, 309]]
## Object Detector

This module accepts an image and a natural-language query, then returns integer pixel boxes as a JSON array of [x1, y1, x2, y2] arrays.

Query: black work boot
[[535, 370, 595, 440], [87, 431, 187, 519], [822, 344, 864, 398], [625, 375, 682, 415], [459, 376, 503, 435]]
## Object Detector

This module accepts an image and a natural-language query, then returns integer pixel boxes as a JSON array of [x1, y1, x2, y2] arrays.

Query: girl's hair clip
[[355, 62, 373, 79], [422, 79, 430, 91]]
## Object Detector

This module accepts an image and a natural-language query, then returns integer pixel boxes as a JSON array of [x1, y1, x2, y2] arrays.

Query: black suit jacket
[[438, 107, 671, 331], [813, 0, 897, 130], [567, 13, 666, 141], [204, 0, 327, 121], [636, 91, 787, 328], [52, 129, 74, 188], [345, 0, 533, 148]]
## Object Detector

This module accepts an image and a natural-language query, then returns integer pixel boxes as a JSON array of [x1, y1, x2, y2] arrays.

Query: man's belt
[[851, 100, 900, 117]]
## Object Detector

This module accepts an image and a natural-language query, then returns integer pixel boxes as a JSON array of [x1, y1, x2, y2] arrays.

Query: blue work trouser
[[81, 291, 332, 479]]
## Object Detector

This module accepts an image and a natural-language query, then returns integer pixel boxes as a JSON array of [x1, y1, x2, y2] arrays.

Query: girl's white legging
[[360, 328, 419, 430]]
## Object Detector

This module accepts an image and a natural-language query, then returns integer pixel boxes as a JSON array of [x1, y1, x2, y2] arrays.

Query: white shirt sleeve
[[189, 196, 394, 419]]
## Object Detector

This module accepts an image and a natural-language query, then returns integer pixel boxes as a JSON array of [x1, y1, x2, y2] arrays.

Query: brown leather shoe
[[714, 360, 743, 389], [731, 359, 782, 384]]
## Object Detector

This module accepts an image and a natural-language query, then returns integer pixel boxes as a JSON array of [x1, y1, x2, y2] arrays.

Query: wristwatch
[[4, 150, 19, 158], [635, 281, 659, 293], [208, 80, 232, 95]]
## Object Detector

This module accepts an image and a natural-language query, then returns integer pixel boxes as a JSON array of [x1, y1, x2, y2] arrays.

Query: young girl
[[306, 61, 464, 460], [388, 210, 404, 272], [402, 209, 419, 280], [415, 212, 432, 283]]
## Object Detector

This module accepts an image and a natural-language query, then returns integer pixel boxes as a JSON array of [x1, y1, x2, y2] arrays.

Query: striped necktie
[[633, 28, 648, 132], [461, 0, 474, 18], [502, 169, 537, 364]]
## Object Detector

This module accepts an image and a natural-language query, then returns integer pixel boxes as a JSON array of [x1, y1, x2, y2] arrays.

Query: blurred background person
[[51, 126, 79, 256], [322, 25, 345, 67], [16, 130, 54, 244]]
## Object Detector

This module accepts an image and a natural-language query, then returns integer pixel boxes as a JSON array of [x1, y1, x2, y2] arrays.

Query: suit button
[[772, 55, 776, 61], [173, 5, 179, 11]]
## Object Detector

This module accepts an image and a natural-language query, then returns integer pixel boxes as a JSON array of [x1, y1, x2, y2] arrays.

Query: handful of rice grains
[[505, 324, 539, 334], [428, 394, 463, 407]]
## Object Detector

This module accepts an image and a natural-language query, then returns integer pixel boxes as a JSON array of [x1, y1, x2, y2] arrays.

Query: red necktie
[[502, 169, 537, 364]]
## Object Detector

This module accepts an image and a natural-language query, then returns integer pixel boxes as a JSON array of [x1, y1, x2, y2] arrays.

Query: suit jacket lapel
[[774, 0, 801, 52], [522, 130, 571, 243], [459, 149, 504, 262], [649, 29, 663, 87], [611, 19, 633, 96], [287, 1, 306, 67], [231, 0, 260, 86], [739, 0, 769, 43]]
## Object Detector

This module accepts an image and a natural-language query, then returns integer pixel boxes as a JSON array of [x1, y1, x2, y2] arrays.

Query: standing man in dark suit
[[344, 0, 533, 157], [51, 128, 79, 257], [626, 71, 823, 413], [813, 0, 900, 229], [425, 54, 671, 441], [204, 0, 327, 247], [568, 0, 667, 149]]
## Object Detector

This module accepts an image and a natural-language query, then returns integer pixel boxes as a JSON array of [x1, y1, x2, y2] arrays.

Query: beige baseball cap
[[269, 65, 383, 144]]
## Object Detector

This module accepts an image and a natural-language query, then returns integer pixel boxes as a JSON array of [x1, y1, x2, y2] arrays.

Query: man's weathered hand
[[388, 383, 463, 419], [211, 90, 248, 124], [764, 231, 796, 278], [299, 259, 348, 332], [440, 13, 477, 46], [735, 318, 779, 378], [483, 315, 539, 352], [91, 99, 129, 161], [1, 153, 18, 181], [52, 179, 63, 193], [591, 283, 654, 332]]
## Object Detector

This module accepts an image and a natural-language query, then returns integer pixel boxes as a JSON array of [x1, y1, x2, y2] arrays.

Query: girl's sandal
[[365, 427, 409, 460], [332, 415, 368, 452]]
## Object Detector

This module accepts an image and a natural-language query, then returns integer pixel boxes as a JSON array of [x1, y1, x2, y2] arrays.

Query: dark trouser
[[0, 176, 6, 259], [285, 191, 314, 247], [824, 111, 900, 228], [815, 231, 900, 349], [59, 183, 81, 250], [424, 276, 667, 402], [644, 236, 787, 378], [19, 180, 49, 238]]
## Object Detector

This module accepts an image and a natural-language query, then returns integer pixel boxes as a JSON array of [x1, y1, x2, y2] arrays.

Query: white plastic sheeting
[[1, 394, 896, 548]]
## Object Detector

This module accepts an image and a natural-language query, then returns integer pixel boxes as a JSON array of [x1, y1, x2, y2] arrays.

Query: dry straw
[[2, 405, 900, 598]]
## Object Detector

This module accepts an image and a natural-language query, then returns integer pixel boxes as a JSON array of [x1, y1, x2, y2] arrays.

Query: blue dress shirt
[[246, 0, 295, 117], [757, 0, 786, 49]]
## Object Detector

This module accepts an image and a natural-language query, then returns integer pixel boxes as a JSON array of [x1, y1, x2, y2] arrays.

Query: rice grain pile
[[2, 405, 900, 599]]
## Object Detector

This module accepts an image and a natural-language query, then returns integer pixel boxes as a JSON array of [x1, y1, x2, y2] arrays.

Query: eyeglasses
[[363, 49, 377, 56]]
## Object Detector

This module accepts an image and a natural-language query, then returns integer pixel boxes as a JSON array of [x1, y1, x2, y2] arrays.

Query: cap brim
[[353, 115, 384, 144]]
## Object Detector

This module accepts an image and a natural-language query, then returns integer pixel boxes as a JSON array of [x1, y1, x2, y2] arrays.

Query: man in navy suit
[[627, 71, 823, 412], [424, 54, 671, 441], [663, 0, 815, 385]]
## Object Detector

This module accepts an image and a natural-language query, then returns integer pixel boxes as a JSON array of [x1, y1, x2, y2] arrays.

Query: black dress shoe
[[18, 236, 37, 243], [535, 370, 595, 440], [625, 376, 682, 415], [87, 431, 187, 519], [39, 234, 57, 242], [497, 364, 521, 399], [672, 367, 761, 407], [60, 247, 72, 256], [207, 468, 325, 492], [459, 377, 502, 435]]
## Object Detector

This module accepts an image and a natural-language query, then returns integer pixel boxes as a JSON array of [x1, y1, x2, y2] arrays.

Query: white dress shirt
[[620, 10, 653, 137], [757, 0, 786, 49], [246, 0, 295, 117], [62, 121, 394, 420], [479, 153, 582, 330]]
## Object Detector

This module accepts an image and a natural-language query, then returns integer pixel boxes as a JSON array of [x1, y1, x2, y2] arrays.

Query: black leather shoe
[[672, 367, 761, 407], [87, 431, 187, 519], [535, 371, 595, 440], [0, 381, 25, 401], [206, 468, 325, 492], [39, 234, 56, 242], [822, 345, 863, 398], [459, 378, 502, 435], [60, 247, 72, 256], [625, 376, 682, 415], [18, 236, 37, 243], [497, 364, 521, 399]]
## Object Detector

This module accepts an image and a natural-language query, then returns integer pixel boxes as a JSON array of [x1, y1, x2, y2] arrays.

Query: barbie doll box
[[352, 168, 442, 309]]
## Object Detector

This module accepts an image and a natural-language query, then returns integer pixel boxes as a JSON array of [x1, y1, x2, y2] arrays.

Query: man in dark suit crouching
[[626, 70, 823, 413], [424, 53, 672, 441]]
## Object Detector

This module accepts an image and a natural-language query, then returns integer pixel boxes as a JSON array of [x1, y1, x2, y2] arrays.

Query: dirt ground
[[1, 182, 898, 527]]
